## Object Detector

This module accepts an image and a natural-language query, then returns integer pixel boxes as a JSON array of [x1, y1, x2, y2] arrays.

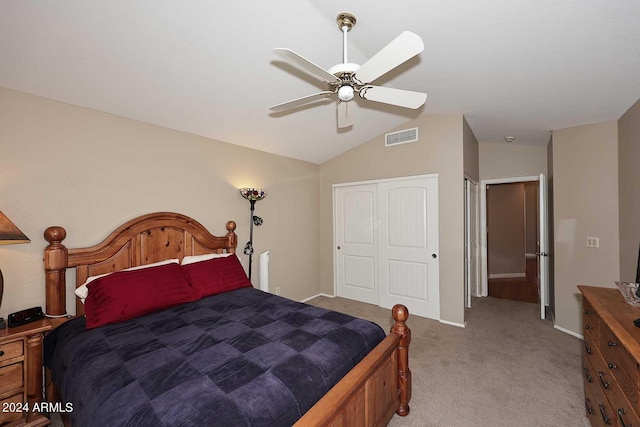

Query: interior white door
[[465, 179, 479, 308], [538, 173, 549, 320], [378, 176, 440, 319], [334, 184, 379, 305]]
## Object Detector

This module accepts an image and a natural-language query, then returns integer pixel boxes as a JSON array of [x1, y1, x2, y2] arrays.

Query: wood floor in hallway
[[488, 257, 539, 304]]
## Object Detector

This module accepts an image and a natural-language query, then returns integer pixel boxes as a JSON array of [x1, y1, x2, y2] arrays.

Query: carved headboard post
[[44, 226, 69, 316], [226, 221, 237, 253]]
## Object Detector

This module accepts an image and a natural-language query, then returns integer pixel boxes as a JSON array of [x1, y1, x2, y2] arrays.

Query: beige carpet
[[308, 295, 589, 427], [50, 296, 589, 427]]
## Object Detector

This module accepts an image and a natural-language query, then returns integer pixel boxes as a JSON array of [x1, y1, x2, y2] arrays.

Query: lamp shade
[[239, 188, 267, 201], [0, 211, 30, 245]]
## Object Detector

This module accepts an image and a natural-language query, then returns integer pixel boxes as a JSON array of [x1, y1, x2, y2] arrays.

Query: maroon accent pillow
[[84, 262, 195, 329], [183, 254, 252, 299]]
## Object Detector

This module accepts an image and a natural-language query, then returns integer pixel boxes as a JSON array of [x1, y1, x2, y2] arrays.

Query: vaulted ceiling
[[1, 1, 639, 164]]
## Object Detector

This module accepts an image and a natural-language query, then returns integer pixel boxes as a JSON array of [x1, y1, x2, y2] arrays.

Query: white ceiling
[[1, 1, 639, 164]]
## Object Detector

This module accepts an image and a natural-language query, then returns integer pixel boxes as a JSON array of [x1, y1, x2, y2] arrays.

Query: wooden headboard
[[43, 212, 237, 317]]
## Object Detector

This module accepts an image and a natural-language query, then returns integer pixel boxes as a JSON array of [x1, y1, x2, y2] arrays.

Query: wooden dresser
[[579, 285, 640, 427]]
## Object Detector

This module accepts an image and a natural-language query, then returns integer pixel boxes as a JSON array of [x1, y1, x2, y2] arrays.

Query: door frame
[[479, 175, 540, 297], [464, 176, 480, 309], [332, 173, 439, 298]]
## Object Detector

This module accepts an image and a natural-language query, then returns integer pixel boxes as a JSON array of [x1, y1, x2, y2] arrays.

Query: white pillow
[[180, 252, 237, 265], [75, 258, 180, 302]]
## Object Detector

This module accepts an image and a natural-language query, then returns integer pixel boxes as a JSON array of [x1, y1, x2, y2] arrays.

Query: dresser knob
[[599, 404, 611, 425], [598, 371, 610, 389], [608, 362, 617, 370], [608, 341, 617, 348], [585, 398, 594, 415], [0, 350, 4, 356], [618, 408, 631, 427]]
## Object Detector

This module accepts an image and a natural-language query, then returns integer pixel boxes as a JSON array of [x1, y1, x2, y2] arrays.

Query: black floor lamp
[[239, 188, 266, 281], [0, 211, 31, 329]]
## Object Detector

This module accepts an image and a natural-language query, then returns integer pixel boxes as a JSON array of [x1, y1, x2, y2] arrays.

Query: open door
[[465, 179, 479, 308], [538, 173, 549, 320]]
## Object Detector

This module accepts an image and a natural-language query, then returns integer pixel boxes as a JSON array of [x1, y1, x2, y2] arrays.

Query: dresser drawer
[[613, 377, 640, 427], [602, 344, 639, 410], [583, 299, 600, 333], [599, 320, 639, 389], [0, 362, 24, 394], [584, 324, 600, 365], [0, 393, 24, 424], [0, 340, 23, 363], [584, 380, 616, 427], [589, 343, 616, 406]]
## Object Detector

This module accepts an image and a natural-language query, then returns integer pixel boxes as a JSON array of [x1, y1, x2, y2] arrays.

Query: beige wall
[[487, 183, 525, 276], [463, 117, 479, 182], [551, 121, 619, 335], [618, 99, 640, 282], [319, 114, 468, 325], [0, 87, 320, 318], [479, 141, 548, 180]]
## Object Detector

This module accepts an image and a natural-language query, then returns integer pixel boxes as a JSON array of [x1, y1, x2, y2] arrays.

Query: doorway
[[480, 174, 549, 319], [485, 181, 539, 303]]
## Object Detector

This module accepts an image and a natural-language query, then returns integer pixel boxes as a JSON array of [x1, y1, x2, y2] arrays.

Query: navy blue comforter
[[44, 288, 386, 427]]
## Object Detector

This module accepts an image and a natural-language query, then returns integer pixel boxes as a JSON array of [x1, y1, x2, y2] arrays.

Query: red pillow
[[183, 254, 252, 299], [84, 262, 195, 329]]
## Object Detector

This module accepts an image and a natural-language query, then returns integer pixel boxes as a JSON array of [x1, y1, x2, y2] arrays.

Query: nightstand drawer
[[0, 393, 23, 424], [0, 362, 24, 394], [0, 340, 23, 363]]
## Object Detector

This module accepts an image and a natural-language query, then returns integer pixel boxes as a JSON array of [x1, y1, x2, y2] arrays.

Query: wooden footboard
[[295, 304, 411, 426]]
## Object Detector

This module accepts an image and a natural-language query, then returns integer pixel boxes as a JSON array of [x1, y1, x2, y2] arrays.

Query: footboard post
[[44, 226, 68, 316], [391, 304, 411, 416]]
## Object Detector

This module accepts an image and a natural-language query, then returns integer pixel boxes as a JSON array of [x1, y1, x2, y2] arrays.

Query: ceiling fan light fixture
[[270, 12, 427, 128], [338, 85, 354, 102]]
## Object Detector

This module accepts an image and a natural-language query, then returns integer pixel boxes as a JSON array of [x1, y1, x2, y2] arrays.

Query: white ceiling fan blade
[[337, 101, 353, 128], [270, 91, 334, 112], [273, 48, 340, 84], [354, 31, 424, 84], [360, 86, 427, 109]]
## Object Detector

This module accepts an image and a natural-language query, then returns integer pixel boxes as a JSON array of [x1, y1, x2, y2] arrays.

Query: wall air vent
[[385, 127, 418, 147]]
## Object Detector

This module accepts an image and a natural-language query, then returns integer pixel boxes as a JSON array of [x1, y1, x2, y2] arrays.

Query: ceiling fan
[[270, 12, 427, 129]]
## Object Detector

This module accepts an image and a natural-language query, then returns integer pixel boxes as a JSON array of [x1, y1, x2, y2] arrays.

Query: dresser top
[[579, 285, 640, 364]]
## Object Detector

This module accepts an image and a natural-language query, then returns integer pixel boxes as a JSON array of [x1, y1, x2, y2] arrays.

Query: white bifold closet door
[[334, 175, 440, 320]]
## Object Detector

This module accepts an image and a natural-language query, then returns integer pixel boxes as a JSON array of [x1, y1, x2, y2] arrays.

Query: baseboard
[[489, 273, 526, 279], [439, 319, 466, 328], [300, 293, 335, 303], [553, 324, 583, 340]]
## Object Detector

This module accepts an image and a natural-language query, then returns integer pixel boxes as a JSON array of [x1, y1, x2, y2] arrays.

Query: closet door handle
[[432, 254, 437, 258]]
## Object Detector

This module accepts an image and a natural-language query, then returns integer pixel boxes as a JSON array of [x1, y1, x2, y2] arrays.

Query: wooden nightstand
[[0, 319, 51, 426]]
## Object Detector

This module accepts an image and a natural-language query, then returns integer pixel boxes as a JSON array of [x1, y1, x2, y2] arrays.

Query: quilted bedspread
[[44, 287, 386, 427]]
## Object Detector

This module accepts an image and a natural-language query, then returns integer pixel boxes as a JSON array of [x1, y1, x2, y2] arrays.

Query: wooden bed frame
[[43, 212, 411, 426]]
